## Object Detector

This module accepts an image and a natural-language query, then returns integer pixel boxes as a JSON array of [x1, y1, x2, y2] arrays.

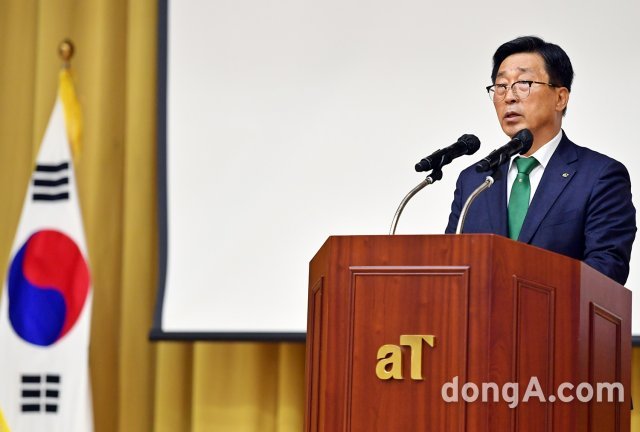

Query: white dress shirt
[[506, 129, 563, 205]]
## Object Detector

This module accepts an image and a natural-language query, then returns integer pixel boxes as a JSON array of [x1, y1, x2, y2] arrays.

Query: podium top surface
[[313, 233, 628, 291]]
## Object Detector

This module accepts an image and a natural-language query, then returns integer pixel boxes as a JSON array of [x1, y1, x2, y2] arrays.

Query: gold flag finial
[[58, 39, 75, 68]]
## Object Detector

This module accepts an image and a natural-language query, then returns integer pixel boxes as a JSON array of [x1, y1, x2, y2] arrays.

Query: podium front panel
[[346, 266, 469, 431]]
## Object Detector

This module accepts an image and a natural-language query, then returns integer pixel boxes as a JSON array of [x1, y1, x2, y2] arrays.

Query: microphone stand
[[455, 174, 495, 234], [389, 169, 443, 235]]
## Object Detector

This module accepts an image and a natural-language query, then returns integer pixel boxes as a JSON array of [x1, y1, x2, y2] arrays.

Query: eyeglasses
[[486, 80, 559, 102]]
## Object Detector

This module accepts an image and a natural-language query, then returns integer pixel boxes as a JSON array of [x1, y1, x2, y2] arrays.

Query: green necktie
[[508, 156, 539, 240]]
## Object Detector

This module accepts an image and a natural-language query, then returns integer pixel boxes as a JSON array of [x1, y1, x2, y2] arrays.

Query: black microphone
[[415, 134, 481, 172], [474, 129, 534, 173]]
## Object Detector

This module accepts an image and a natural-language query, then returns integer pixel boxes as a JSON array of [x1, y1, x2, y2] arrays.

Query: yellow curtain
[[0, 1, 637, 431]]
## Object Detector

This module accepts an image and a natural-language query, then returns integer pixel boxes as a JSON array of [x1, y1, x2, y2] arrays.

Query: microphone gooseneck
[[389, 170, 443, 235]]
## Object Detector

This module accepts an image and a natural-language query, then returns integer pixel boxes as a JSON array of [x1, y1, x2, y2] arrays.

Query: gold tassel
[[59, 68, 83, 161]]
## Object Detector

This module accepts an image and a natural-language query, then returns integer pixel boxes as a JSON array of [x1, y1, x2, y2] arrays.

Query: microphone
[[415, 134, 481, 172], [474, 129, 533, 172]]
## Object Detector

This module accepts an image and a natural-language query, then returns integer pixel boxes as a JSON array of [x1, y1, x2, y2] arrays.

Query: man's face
[[493, 52, 566, 148]]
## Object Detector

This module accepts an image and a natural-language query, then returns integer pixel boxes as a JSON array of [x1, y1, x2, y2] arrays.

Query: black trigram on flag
[[21, 374, 61, 413], [32, 162, 70, 201]]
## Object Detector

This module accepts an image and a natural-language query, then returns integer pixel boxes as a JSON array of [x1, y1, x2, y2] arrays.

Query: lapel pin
[[562, 173, 570, 178]]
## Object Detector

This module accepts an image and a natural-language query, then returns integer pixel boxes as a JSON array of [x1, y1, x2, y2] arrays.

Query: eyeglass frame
[[486, 80, 560, 102]]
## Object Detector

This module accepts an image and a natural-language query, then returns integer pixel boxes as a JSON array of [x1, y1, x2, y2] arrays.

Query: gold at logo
[[376, 335, 436, 380]]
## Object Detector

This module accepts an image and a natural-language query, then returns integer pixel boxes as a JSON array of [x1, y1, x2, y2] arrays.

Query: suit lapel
[[518, 133, 578, 243], [482, 162, 509, 236]]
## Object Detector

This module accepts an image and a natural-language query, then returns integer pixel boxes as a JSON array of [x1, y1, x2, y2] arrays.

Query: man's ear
[[556, 87, 570, 113]]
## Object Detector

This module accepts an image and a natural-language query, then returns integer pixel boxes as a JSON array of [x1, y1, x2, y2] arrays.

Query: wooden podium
[[304, 234, 631, 431]]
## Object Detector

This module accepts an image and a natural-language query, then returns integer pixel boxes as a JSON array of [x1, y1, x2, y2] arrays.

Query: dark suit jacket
[[445, 131, 636, 285]]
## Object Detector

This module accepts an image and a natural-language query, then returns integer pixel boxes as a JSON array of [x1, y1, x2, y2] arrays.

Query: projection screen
[[151, 0, 640, 340]]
